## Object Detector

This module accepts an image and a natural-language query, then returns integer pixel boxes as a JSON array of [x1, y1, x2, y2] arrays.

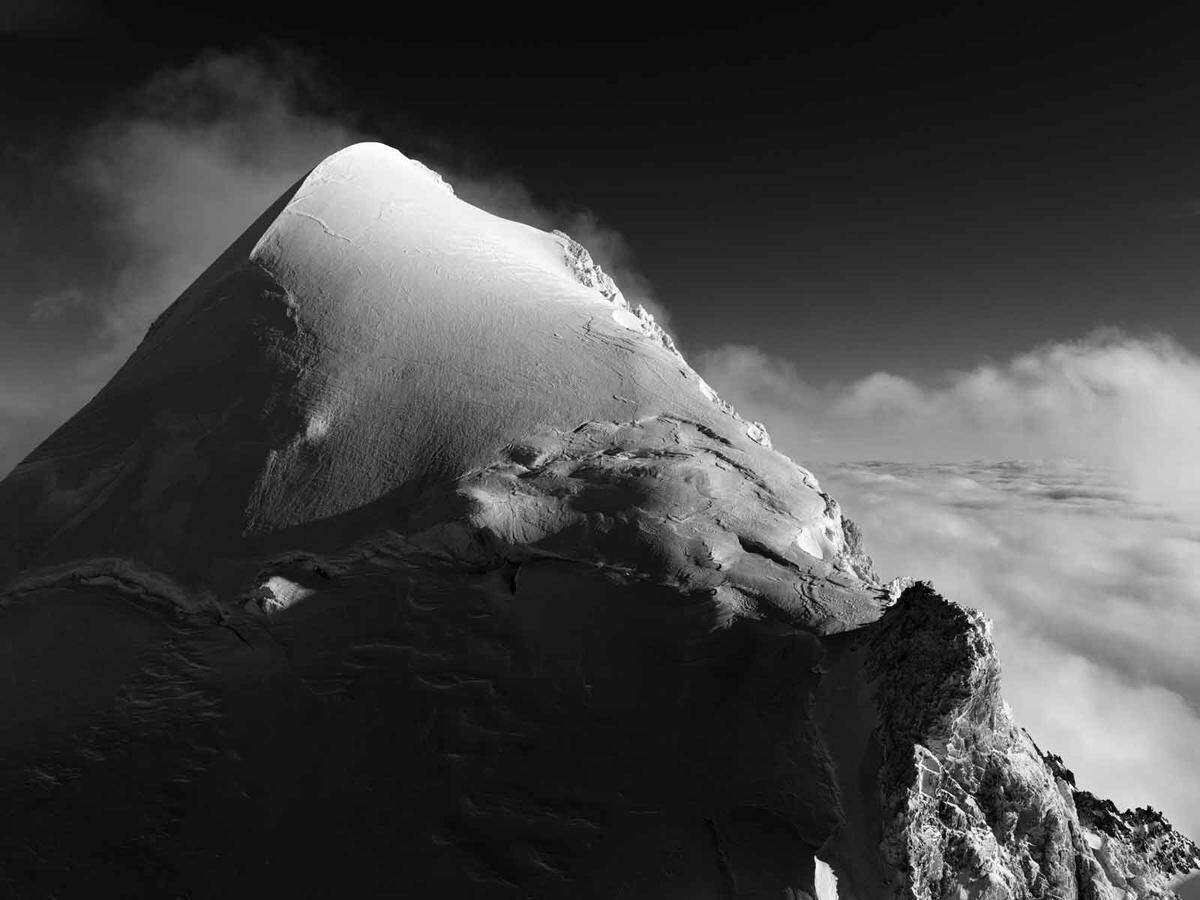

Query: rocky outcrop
[[822, 583, 1199, 900], [1048, 757, 1200, 899]]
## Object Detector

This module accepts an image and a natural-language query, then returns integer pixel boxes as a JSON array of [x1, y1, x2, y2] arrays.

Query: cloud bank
[[700, 332, 1200, 512], [821, 460, 1200, 838], [700, 335, 1200, 837]]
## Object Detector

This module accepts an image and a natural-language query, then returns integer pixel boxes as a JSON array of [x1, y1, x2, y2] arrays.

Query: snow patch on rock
[[609, 306, 643, 331], [745, 419, 772, 447], [304, 411, 331, 442], [814, 857, 839, 900], [795, 528, 826, 560], [250, 575, 315, 617], [882, 575, 917, 604]]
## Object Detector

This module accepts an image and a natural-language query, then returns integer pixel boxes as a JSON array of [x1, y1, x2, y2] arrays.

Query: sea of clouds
[[700, 335, 1200, 838]]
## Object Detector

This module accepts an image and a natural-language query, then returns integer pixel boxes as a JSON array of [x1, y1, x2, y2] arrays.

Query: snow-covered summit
[[0, 141, 863, 604]]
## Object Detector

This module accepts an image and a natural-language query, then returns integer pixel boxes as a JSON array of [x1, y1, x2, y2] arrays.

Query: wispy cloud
[[0, 47, 360, 474], [68, 47, 360, 346], [700, 331, 1200, 513]]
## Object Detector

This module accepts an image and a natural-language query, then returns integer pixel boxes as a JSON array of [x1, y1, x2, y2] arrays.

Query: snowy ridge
[[553, 226, 775, 450], [552, 228, 681, 358], [409, 156, 456, 195]]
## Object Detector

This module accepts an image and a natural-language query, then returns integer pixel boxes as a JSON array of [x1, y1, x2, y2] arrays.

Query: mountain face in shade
[[0, 143, 1194, 898]]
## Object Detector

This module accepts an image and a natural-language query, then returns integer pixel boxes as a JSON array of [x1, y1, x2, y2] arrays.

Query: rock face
[[819, 585, 1199, 900], [0, 143, 1193, 898]]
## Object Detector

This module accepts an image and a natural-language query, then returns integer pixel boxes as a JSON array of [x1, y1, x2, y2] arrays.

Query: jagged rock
[[0, 143, 1191, 897], [817, 583, 1199, 900]]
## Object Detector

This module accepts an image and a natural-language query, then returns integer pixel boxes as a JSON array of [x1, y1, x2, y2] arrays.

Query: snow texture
[[0, 143, 1191, 897]]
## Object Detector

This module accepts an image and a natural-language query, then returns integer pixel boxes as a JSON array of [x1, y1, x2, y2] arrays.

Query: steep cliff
[[817, 583, 1198, 900]]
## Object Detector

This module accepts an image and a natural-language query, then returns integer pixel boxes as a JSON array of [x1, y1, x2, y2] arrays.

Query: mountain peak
[[0, 142, 858, 624], [0, 143, 1192, 897]]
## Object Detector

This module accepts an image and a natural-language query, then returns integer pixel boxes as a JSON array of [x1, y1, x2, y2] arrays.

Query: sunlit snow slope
[[0, 143, 863, 607]]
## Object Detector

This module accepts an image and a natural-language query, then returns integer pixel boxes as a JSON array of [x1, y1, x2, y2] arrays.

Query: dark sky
[[5, 3, 1200, 386]]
